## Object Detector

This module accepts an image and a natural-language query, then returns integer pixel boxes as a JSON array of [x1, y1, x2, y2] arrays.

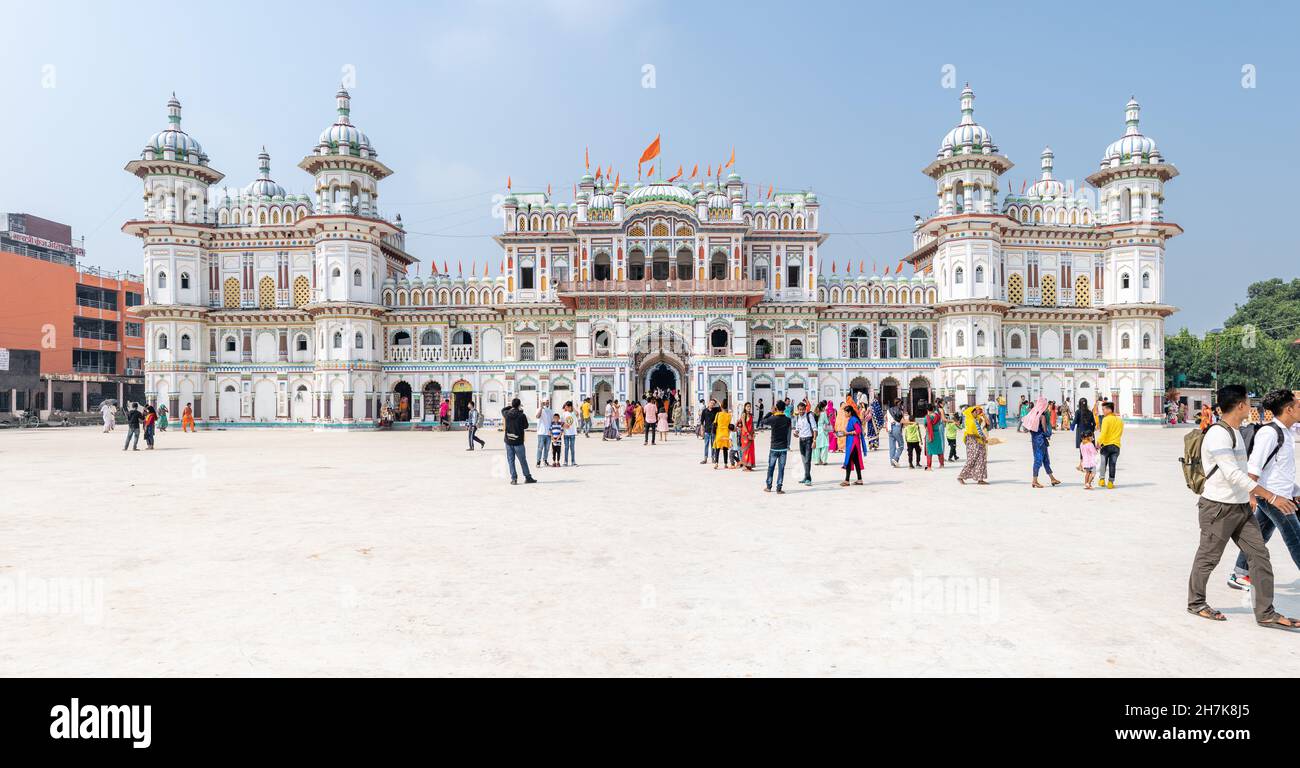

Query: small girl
[[657, 404, 669, 442], [903, 415, 922, 469], [550, 414, 563, 466], [1079, 431, 1099, 490]]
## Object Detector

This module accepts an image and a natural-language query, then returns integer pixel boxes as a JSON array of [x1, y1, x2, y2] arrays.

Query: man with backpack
[[503, 398, 537, 485], [1185, 385, 1298, 629], [1227, 389, 1300, 592]]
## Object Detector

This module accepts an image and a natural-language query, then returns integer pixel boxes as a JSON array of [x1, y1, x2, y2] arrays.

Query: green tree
[[1163, 327, 1209, 389], [1204, 330, 1300, 394], [1224, 278, 1300, 343]]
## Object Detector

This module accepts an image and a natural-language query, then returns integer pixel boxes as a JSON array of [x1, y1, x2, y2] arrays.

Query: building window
[[909, 329, 930, 358], [180, 334, 191, 351], [125, 322, 143, 337], [333, 332, 343, 349], [789, 339, 803, 359], [421, 330, 440, 347], [1141, 271, 1151, 289], [180, 272, 191, 289], [1120, 272, 1131, 289], [594, 330, 611, 355], [786, 265, 801, 288], [879, 328, 899, 359], [553, 342, 569, 361], [158, 333, 169, 350], [755, 263, 769, 284], [754, 339, 772, 360], [452, 329, 472, 346], [849, 328, 870, 359], [1008, 332, 1022, 350], [974, 265, 984, 283], [956, 330, 965, 348], [157, 271, 167, 289], [1077, 334, 1089, 350], [355, 332, 364, 349], [296, 335, 308, 352], [1142, 332, 1152, 350], [125, 291, 142, 307], [954, 267, 964, 285], [976, 329, 986, 347], [519, 342, 536, 361], [1121, 332, 1131, 350], [520, 266, 535, 290], [353, 269, 362, 287]]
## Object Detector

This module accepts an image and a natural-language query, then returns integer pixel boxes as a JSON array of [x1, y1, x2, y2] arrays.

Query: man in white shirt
[[1188, 385, 1299, 629], [535, 399, 553, 467], [1229, 389, 1300, 590], [793, 400, 819, 486]]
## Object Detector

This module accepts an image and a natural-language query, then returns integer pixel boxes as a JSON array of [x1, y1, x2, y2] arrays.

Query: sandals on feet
[[1189, 606, 1227, 622]]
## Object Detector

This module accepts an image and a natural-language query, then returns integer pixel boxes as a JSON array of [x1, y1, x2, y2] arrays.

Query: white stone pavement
[[1, 423, 1298, 676]]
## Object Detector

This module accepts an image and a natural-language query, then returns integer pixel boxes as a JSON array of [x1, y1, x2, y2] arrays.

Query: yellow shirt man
[[581, 401, 592, 419]]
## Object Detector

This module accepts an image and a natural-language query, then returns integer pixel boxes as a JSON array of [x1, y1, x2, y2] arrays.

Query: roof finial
[[959, 83, 975, 125]]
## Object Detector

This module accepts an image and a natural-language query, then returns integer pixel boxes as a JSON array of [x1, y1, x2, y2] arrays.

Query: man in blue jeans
[[887, 399, 904, 468], [1229, 388, 1300, 591], [503, 398, 536, 485], [761, 400, 792, 493]]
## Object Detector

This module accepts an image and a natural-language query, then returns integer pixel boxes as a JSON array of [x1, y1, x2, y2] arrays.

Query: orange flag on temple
[[690, 163, 698, 179], [595, 166, 603, 180], [767, 184, 774, 199], [831, 261, 836, 274], [606, 164, 612, 179], [726, 147, 735, 168], [547, 183, 551, 196], [647, 164, 655, 177], [706, 163, 712, 178], [506, 176, 512, 190], [667, 165, 683, 182], [443, 261, 449, 274], [484, 262, 489, 277], [860, 261, 866, 273], [896, 260, 905, 273], [614, 172, 620, 188], [458, 260, 463, 276], [638, 135, 661, 165], [584, 147, 589, 169]]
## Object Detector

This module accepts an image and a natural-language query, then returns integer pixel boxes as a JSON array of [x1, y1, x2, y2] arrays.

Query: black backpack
[[1245, 422, 1285, 471]]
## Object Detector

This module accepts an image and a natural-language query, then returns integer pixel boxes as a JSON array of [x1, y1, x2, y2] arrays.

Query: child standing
[[903, 415, 922, 469], [1079, 431, 1099, 490], [656, 404, 669, 442], [550, 414, 563, 466], [945, 414, 960, 460]]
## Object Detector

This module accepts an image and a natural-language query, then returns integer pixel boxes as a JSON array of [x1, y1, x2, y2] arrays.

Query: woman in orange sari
[[739, 402, 756, 470], [630, 402, 645, 434]]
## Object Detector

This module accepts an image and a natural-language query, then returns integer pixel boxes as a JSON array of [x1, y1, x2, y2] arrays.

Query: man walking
[[466, 400, 485, 450], [986, 396, 999, 430], [1228, 389, 1300, 591], [699, 398, 720, 464], [122, 403, 142, 450], [761, 400, 793, 493], [793, 399, 817, 486], [535, 398, 553, 467], [1187, 384, 1297, 629], [643, 397, 658, 445], [503, 398, 536, 485], [1096, 401, 1123, 488]]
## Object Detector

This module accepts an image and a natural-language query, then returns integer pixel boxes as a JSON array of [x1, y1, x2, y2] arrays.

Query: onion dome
[[625, 183, 695, 207], [937, 84, 997, 158], [142, 94, 209, 165], [243, 148, 287, 198], [707, 188, 729, 209], [1100, 97, 1161, 168], [589, 189, 613, 209], [1026, 147, 1064, 198], [315, 87, 376, 157]]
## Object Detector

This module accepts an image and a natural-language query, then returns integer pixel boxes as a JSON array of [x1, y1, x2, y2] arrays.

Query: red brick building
[[0, 213, 145, 414]]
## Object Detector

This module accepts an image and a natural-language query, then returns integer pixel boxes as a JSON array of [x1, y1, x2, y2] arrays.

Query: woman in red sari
[[740, 402, 757, 470]]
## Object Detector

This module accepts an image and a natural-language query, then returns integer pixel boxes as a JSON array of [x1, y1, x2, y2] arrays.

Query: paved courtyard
[[1, 422, 1298, 676]]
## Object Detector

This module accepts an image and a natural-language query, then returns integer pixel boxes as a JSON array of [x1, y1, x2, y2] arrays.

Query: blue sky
[[1, 0, 1296, 332]]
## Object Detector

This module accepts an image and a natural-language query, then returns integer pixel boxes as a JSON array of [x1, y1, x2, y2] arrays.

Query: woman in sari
[[630, 402, 645, 435], [813, 401, 830, 465], [867, 396, 885, 450], [739, 402, 756, 471], [624, 401, 635, 433], [712, 405, 733, 469], [840, 401, 866, 487], [602, 399, 621, 441], [957, 405, 989, 485], [826, 399, 840, 453], [1025, 395, 1061, 488], [923, 402, 945, 470]]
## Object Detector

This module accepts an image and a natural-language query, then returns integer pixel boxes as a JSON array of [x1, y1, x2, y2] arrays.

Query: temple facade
[[126, 85, 1176, 427]]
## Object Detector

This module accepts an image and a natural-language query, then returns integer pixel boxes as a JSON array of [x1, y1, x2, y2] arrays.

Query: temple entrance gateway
[[647, 363, 677, 396], [452, 380, 473, 421]]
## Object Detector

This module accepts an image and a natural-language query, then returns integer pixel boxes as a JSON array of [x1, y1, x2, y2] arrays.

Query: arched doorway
[[594, 379, 614, 419], [452, 380, 473, 421], [394, 381, 413, 421], [850, 376, 871, 400], [422, 381, 441, 421], [753, 378, 773, 413], [647, 363, 677, 397], [710, 377, 729, 409], [880, 377, 899, 406], [909, 376, 931, 413]]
